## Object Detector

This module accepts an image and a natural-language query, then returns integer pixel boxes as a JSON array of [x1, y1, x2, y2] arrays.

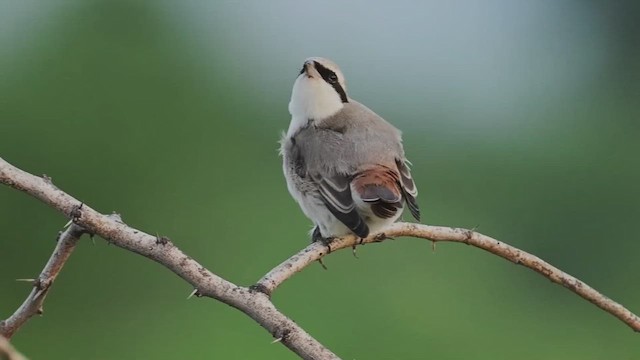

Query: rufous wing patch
[[353, 167, 403, 219]]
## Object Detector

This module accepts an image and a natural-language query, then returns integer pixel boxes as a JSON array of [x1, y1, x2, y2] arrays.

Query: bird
[[280, 57, 420, 246]]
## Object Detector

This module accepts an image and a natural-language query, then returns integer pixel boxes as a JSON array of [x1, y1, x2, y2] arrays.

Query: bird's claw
[[373, 233, 392, 242], [311, 227, 333, 269]]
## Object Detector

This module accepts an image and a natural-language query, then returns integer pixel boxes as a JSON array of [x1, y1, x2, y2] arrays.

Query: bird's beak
[[303, 61, 315, 78]]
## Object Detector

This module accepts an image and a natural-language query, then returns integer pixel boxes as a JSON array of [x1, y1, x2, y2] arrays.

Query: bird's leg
[[311, 226, 337, 251], [311, 226, 335, 270], [311, 226, 323, 243]]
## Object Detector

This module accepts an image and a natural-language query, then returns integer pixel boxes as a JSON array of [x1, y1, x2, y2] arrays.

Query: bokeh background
[[1, 1, 639, 359]]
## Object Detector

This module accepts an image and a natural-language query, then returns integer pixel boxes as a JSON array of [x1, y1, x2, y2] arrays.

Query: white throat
[[287, 74, 344, 137]]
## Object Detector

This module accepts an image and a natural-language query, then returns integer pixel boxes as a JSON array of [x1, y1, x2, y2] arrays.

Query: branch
[[0, 335, 27, 360], [0, 222, 83, 339], [0, 157, 339, 360], [257, 224, 640, 332]]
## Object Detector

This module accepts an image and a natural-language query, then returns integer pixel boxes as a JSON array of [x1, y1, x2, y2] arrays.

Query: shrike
[[281, 57, 420, 244]]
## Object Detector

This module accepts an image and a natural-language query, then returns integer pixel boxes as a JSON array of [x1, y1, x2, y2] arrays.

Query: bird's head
[[288, 57, 349, 121]]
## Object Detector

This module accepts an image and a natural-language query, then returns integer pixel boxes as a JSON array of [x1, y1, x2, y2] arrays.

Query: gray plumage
[[288, 100, 404, 175], [282, 57, 419, 239]]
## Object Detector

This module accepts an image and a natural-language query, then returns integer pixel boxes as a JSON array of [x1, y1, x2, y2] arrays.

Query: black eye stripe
[[313, 61, 349, 103], [313, 61, 337, 83]]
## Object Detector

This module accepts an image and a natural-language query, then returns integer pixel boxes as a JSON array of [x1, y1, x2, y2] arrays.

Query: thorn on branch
[[42, 174, 52, 184], [70, 203, 84, 223], [272, 328, 291, 345], [317, 258, 328, 270], [187, 288, 202, 299], [431, 240, 437, 252], [15, 279, 35, 283], [155, 234, 170, 246]]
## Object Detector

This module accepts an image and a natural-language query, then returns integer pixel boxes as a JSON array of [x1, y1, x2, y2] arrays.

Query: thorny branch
[[257, 224, 640, 332], [0, 222, 84, 339], [0, 157, 338, 360], [0, 156, 638, 360]]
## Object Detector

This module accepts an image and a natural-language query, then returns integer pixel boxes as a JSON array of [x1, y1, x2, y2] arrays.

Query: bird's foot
[[373, 232, 393, 242], [311, 226, 336, 251], [312, 226, 335, 270]]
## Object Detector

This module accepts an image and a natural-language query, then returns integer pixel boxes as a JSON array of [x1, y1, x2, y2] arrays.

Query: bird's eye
[[328, 74, 338, 84]]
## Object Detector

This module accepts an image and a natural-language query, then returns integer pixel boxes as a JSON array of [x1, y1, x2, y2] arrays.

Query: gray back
[[293, 100, 405, 175]]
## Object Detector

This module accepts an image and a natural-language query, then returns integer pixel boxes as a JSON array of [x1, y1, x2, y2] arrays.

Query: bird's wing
[[310, 171, 369, 238], [290, 125, 369, 238], [395, 159, 420, 221]]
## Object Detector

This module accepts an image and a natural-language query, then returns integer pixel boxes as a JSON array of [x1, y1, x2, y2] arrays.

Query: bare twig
[[0, 223, 84, 339], [0, 335, 27, 360], [257, 223, 640, 332], [0, 157, 339, 360]]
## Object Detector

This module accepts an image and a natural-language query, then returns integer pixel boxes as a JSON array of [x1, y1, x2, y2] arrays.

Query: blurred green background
[[1, 1, 639, 359]]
